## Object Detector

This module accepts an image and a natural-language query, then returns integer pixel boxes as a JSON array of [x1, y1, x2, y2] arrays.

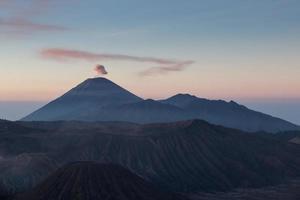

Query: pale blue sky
[[0, 0, 299, 123]]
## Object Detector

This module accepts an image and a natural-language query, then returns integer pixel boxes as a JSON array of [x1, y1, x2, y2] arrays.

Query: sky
[[0, 0, 300, 124]]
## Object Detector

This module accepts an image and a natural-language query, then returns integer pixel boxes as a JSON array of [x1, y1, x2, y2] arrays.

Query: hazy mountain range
[[22, 77, 300, 133]]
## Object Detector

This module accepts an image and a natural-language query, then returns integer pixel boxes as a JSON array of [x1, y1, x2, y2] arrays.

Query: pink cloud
[[40, 48, 195, 76], [139, 61, 195, 76]]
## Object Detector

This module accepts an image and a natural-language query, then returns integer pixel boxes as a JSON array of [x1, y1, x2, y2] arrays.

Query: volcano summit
[[22, 78, 299, 133]]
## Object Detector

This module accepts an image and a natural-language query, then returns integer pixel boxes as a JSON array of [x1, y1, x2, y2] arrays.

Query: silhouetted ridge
[[163, 94, 299, 132], [160, 93, 200, 107], [0, 120, 300, 195], [0, 119, 35, 133], [22, 78, 300, 132], [16, 161, 185, 200]]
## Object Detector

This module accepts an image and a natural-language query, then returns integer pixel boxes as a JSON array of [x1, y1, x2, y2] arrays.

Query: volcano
[[15, 162, 185, 200], [22, 78, 142, 121], [1, 119, 300, 195], [22, 78, 299, 133]]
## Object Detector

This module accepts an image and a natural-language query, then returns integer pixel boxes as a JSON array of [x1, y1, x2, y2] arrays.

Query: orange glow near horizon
[[1, 73, 300, 102]]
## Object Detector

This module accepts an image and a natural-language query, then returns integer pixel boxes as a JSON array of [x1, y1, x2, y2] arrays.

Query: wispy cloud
[[0, 18, 67, 32], [40, 48, 195, 76], [0, 0, 67, 35], [139, 61, 195, 76]]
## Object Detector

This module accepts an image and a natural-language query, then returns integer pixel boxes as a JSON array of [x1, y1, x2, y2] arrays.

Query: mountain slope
[[161, 94, 300, 132], [22, 78, 142, 121], [21, 78, 299, 132], [102, 99, 192, 123], [0, 153, 58, 196], [0, 119, 34, 133], [16, 162, 185, 200], [190, 180, 300, 200], [1, 120, 300, 194]]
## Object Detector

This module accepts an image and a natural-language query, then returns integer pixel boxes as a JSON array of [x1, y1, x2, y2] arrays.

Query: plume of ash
[[94, 64, 108, 76]]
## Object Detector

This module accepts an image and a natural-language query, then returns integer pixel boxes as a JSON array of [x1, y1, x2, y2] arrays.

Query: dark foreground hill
[[22, 78, 299, 133], [0, 119, 300, 196], [15, 162, 185, 200], [190, 180, 300, 200]]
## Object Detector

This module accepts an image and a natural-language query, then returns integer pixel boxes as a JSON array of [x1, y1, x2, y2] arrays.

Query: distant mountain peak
[[172, 93, 198, 99], [83, 77, 113, 84], [160, 93, 200, 108], [72, 77, 123, 92], [22, 78, 142, 121], [62, 77, 143, 102], [22, 78, 299, 133]]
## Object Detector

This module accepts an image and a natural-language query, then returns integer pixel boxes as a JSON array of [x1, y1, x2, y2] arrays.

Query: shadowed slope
[[102, 99, 192, 123], [162, 94, 300, 132], [190, 180, 300, 200], [0, 153, 58, 196], [16, 162, 186, 200], [1, 120, 299, 194]]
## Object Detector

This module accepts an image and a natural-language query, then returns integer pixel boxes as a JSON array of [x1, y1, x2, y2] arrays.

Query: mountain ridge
[[1, 119, 300, 195], [22, 78, 142, 121], [22, 78, 300, 133]]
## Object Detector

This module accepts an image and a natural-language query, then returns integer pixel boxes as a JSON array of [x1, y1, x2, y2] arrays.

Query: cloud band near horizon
[[40, 48, 195, 76]]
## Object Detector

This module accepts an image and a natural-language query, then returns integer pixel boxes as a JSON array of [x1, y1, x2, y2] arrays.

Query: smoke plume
[[94, 65, 108, 76]]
